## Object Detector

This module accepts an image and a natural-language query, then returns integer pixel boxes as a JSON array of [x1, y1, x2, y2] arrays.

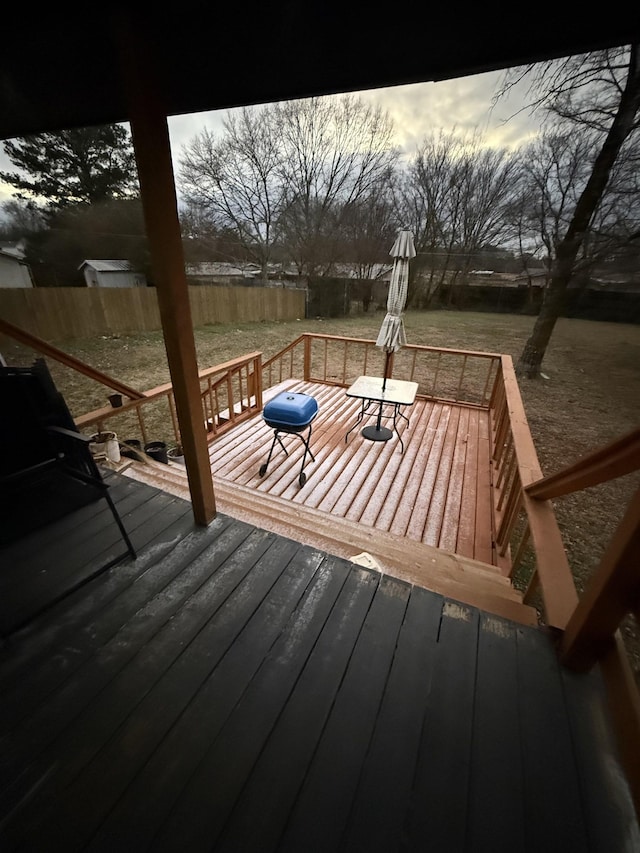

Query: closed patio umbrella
[[376, 229, 416, 389]]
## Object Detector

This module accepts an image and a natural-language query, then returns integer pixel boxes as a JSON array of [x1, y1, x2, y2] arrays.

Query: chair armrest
[[0, 458, 57, 485], [47, 426, 91, 444]]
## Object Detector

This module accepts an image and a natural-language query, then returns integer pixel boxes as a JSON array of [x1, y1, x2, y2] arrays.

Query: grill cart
[[259, 392, 318, 487]]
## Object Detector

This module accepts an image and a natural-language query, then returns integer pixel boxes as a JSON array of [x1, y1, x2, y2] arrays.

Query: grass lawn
[[3, 309, 639, 674]]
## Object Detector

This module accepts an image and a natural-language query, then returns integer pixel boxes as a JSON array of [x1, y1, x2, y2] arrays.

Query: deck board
[[210, 382, 500, 564], [456, 407, 480, 559], [467, 613, 525, 850], [402, 600, 479, 851], [0, 476, 636, 851]]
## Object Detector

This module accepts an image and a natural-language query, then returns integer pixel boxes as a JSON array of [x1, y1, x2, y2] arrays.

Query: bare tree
[[275, 95, 399, 275], [178, 95, 398, 277], [513, 131, 595, 292], [333, 173, 399, 279], [399, 131, 521, 307], [498, 45, 640, 378], [179, 109, 286, 276]]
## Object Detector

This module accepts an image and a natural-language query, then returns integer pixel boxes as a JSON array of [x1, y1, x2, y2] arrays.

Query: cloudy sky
[[166, 68, 541, 169], [0, 67, 542, 208]]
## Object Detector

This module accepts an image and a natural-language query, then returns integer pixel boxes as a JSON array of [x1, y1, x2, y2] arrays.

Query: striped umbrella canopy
[[375, 230, 416, 385]]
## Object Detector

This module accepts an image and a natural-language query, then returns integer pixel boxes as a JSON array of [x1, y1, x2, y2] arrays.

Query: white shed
[[79, 260, 147, 288], [0, 243, 35, 288]]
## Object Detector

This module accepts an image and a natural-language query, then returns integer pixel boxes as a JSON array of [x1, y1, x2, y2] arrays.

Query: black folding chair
[[0, 359, 136, 632]]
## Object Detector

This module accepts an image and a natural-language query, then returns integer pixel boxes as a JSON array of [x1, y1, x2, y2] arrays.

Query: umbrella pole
[[382, 351, 392, 391]]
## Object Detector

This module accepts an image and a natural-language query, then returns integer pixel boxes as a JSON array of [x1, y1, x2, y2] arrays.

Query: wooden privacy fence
[[0, 285, 305, 340]]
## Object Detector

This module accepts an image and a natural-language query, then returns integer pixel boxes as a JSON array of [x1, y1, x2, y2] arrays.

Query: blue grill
[[259, 392, 318, 487]]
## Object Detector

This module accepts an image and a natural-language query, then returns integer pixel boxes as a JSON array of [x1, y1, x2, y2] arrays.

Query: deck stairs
[[119, 457, 539, 627]]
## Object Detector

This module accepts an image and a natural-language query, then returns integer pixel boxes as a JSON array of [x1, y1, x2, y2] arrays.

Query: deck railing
[[262, 333, 501, 408], [525, 427, 640, 814], [490, 360, 640, 814], [488, 356, 579, 629], [76, 352, 263, 447]]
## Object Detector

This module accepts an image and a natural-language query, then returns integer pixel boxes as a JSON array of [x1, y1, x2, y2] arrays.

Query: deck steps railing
[[120, 457, 539, 627], [74, 352, 263, 447], [489, 356, 579, 630]]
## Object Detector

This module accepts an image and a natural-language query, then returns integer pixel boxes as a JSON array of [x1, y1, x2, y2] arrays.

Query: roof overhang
[[1, 7, 638, 140]]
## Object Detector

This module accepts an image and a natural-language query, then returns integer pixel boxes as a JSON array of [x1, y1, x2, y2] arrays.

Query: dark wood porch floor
[[210, 380, 497, 566], [0, 474, 637, 852]]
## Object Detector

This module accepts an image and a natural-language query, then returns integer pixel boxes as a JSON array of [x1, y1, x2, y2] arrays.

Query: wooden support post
[[117, 17, 215, 525], [599, 633, 640, 820]]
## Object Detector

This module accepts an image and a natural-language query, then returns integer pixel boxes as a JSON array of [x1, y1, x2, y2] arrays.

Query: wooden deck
[[0, 473, 636, 851], [209, 380, 497, 566]]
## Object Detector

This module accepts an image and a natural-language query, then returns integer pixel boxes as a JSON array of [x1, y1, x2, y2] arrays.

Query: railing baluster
[[482, 358, 496, 407], [456, 355, 468, 402], [168, 392, 179, 442], [496, 436, 515, 499], [208, 376, 214, 428], [303, 335, 311, 382], [431, 353, 442, 397], [227, 371, 235, 423], [493, 397, 510, 463], [137, 406, 148, 445], [497, 475, 522, 555], [510, 522, 531, 574]]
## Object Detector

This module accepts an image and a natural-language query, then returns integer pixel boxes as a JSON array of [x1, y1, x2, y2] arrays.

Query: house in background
[[0, 241, 34, 288], [186, 261, 262, 280], [79, 259, 147, 288]]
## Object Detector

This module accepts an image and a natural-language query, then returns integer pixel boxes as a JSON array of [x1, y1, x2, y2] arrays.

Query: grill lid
[[263, 392, 318, 428]]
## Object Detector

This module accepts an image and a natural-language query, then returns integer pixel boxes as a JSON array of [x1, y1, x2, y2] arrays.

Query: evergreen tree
[[0, 125, 139, 209]]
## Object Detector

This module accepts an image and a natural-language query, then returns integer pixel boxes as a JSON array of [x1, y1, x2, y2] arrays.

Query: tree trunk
[[517, 267, 572, 377], [517, 45, 640, 379]]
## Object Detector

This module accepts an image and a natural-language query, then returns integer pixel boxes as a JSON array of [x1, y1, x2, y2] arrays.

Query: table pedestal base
[[362, 425, 393, 442]]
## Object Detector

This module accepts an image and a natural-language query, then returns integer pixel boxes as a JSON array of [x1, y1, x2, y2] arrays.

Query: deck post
[[252, 354, 263, 410], [116, 17, 216, 525], [303, 335, 311, 382]]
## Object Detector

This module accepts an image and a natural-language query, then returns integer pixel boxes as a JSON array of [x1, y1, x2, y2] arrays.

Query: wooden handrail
[[302, 332, 502, 360], [526, 426, 640, 500], [196, 351, 262, 383], [560, 485, 640, 670], [494, 356, 579, 629], [76, 352, 263, 443], [0, 317, 145, 399]]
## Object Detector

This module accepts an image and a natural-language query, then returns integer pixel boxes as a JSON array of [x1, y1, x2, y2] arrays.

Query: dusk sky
[[0, 66, 542, 208]]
